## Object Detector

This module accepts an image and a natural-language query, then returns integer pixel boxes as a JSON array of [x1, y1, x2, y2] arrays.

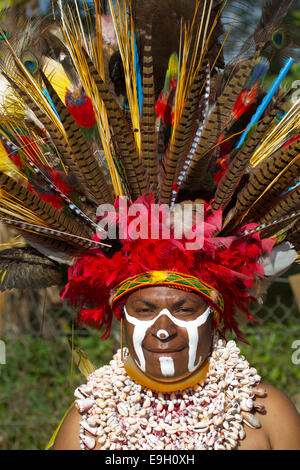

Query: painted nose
[[156, 329, 169, 339], [152, 314, 176, 340]]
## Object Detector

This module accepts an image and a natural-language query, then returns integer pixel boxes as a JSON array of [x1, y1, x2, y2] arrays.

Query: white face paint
[[159, 357, 175, 376], [157, 329, 169, 339], [124, 306, 212, 375]]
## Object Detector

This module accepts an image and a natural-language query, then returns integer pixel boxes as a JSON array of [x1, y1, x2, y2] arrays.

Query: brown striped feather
[[212, 100, 283, 211], [258, 212, 299, 240], [0, 171, 92, 239], [22, 230, 82, 259], [258, 184, 300, 226], [159, 69, 204, 204], [183, 51, 261, 191], [0, 216, 98, 250], [3, 73, 88, 192], [246, 159, 300, 223], [141, 22, 158, 198], [229, 140, 300, 228], [82, 49, 148, 201]]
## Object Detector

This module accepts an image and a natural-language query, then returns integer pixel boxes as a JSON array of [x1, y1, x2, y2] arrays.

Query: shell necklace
[[75, 339, 266, 450]]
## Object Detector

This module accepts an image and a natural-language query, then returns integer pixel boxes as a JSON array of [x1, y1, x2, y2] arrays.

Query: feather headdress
[[0, 0, 298, 338]]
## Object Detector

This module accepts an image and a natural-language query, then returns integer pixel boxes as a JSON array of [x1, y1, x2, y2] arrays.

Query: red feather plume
[[62, 194, 275, 339]]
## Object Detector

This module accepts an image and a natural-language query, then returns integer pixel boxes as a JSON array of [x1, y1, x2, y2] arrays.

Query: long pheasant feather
[[235, 210, 300, 239], [183, 50, 261, 190], [246, 157, 300, 223], [170, 63, 211, 208], [226, 141, 300, 229], [26, 160, 99, 231], [0, 216, 105, 250], [141, 22, 158, 197], [259, 212, 300, 241], [2, 72, 90, 192], [160, 68, 205, 204], [58, 2, 146, 200], [82, 49, 148, 200], [0, 171, 91, 238], [212, 94, 286, 211], [109, 0, 142, 153], [258, 183, 300, 225]]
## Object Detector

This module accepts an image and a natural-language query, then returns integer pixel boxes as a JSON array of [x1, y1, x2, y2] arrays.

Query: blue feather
[[129, 31, 143, 118], [42, 86, 60, 120], [234, 57, 294, 150]]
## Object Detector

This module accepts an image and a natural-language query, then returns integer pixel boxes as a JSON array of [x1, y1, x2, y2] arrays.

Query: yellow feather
[[43, 58, 71, 104], [0, 140, 20, 179], [58, 0, 124, 196], [109, 0, 141, 155], [250, 99, 300, 167]]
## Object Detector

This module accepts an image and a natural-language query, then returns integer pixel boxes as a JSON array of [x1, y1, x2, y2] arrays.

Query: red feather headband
[[62, 194, 275, 339]]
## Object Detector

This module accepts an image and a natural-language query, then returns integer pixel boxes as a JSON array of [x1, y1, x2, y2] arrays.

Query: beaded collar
[[75, 339, 266, 450]]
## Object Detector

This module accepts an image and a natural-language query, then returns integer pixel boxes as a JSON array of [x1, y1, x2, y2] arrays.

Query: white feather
[[261, 241, 298, 277], [248, 242, 297, 301]]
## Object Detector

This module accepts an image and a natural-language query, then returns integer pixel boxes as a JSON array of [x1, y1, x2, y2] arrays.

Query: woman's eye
[[178, 308, 193, 314]]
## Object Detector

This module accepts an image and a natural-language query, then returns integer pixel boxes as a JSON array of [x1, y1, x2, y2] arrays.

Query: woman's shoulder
[[252, 382, 300, 450], [52, 405, 83, 450]]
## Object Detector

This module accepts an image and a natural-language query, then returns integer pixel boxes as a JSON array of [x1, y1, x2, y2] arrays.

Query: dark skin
[[54, 287, 300, 450], [124, 287, 214, 381]]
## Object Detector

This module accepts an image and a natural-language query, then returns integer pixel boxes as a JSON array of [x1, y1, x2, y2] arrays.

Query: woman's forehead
[[126, 286, 207, 306]]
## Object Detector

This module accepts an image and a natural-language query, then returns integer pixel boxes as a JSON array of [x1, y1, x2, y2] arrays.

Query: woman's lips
[[143, 345, 186, 354]]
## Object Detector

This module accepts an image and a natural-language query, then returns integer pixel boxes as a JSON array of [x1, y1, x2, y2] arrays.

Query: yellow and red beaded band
[[110, 270, 224, 325]]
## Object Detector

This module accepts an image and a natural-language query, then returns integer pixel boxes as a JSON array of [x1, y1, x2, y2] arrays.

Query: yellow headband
[[111, 270, 224, 325]]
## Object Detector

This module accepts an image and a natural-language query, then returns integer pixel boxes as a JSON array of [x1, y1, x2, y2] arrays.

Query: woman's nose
[[151, 314, 177, 340], [156, 329, 169, 340]]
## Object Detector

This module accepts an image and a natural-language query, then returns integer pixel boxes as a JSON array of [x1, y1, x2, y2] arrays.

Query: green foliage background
[[0, 333, 117, 450]]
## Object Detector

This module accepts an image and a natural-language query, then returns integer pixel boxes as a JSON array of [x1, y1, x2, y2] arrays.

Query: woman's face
[[123, 286, 214, 381]]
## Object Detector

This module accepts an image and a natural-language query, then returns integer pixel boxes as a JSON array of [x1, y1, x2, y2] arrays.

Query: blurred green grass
[[236, 322, 300, 399], [0, 333, 116, 450]]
